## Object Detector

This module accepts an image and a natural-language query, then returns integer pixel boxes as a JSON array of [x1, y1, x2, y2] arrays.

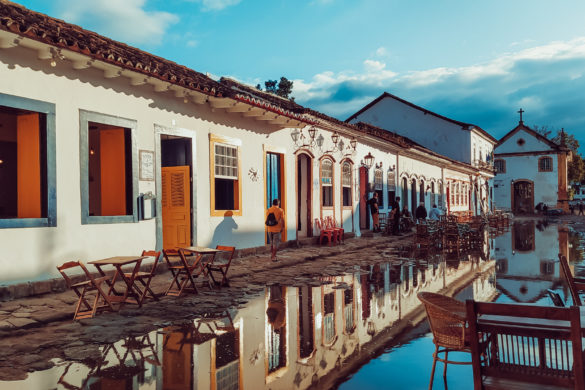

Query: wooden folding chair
[[207, 245, 236, 287], [163, 248, 203, 296], [57, 261, 115, 320], [123, 250, 162, 305]]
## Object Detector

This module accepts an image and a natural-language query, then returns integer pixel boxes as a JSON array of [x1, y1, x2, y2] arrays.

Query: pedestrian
[[390, 197, 401, 235], [369, 192, 380, 232], [265, 199, 284, 262], [402, 205, 413, 230], [580, 202, 584, 216], [429, 204, 441, 220], [415, 202, 427, 220]]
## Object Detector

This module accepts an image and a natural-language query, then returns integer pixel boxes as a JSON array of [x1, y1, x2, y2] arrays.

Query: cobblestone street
[[0, 232, 414, 381]]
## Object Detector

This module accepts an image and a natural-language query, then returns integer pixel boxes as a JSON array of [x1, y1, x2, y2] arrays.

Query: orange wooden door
[[162, 166, 191, 250]]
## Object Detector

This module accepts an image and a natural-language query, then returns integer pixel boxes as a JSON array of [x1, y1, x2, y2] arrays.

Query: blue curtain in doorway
[[266, 153, 281, 209]]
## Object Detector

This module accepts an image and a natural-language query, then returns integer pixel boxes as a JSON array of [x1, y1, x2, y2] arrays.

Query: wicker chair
[[418, 292, 472, 390]]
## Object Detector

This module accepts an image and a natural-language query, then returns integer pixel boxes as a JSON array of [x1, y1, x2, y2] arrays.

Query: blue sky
[[14, 0, 585, 148]]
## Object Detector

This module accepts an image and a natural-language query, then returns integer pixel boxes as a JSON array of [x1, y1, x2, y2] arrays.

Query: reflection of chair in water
[[559, 254, 585, 306], [59, 334, 160, 389], [547, 289, 565, 307], [418, 292, 472, 390]]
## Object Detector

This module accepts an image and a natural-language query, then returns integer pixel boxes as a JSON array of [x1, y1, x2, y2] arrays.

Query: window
[[438, 182, 443, 208], [321, 158, 333, 207], [323, 292, 336, 344], [374, 168, 384, 207], [494, 159, 506, 173], [538, 156, 553, 172], [419, 180, 425, 203], [402, 177, 408, 210], [388, 171, 396, 207], [0, 93, 56, 228], [80, 110, 138, 224], [342, 161, 352, 207], [210, 134, 241, 216]]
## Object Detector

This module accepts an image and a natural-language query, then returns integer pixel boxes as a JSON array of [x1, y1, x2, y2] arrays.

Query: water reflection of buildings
[[46, 252, 496, 390], [494, 221, 569, 303]]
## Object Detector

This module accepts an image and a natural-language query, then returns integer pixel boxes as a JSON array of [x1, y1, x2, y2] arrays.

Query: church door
[[513, 181, 534, 214]]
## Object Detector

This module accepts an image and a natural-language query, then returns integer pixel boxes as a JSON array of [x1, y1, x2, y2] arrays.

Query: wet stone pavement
[[4, 216, 584, 389], [0, 232, 412, 382]]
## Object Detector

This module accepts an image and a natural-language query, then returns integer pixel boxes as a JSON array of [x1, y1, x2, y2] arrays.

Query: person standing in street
[[369, 192, 380, 232], [391, 197, 401, 235], [415, 202, 427, 221], [266, 199, 284, 262]]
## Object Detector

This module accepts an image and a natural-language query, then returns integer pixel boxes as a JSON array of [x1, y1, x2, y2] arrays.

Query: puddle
[[0, 220, 582, 389]]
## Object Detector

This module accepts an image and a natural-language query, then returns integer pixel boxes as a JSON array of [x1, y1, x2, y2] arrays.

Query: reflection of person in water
[[266, 285, 285, 330]]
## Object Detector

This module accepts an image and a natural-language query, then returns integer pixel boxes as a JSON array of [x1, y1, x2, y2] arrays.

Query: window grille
[[539, 157, 553, 172], [215, 143, 238, 179]]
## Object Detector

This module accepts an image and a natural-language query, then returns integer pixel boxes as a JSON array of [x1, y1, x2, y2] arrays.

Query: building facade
[[346, 92, 497, 215], [0, 2, 497, 284], [493, 120, 570, 213]]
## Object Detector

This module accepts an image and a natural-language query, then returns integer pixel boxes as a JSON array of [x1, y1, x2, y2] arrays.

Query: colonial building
[[0, 1, 497, 284], [493, 115, 571, 213], [346, 92, 497, 215]]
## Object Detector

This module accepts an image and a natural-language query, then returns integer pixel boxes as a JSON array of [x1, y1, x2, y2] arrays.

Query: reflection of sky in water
[[339, 221, 579, 390], [1, 222, 580, 390]]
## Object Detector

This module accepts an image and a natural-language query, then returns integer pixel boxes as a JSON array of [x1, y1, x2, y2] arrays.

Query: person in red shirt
[[266, 199, 284, 262]]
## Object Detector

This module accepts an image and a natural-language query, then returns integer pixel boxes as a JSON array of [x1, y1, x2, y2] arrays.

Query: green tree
[[534, 125, 585, 184], [261, 77, 294, 99]]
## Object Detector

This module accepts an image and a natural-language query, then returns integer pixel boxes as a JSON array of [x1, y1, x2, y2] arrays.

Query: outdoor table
[[178, 246, 223, 288], [478, 306, 585, 336], [89, 256, 146, 307]]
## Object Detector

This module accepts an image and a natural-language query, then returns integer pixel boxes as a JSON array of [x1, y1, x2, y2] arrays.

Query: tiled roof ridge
[[346, 91, 497, 143], [220, 77, 305, 113], [497, 122, 567, 150], [0, 0, 225, 97]]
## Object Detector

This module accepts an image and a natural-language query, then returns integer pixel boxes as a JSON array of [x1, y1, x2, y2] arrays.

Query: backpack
[[265, 212, 278, 226]]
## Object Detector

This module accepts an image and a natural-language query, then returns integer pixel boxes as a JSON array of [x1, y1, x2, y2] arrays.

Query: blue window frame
[[79, 110, 138, 224], [0, 93, 56, 229]]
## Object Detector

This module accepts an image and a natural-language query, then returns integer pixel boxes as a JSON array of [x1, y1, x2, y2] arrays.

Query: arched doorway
[[359, 166, 369, 229], [513, 180, 534, 214], [410, 179, 417, 215], [296, 152, 312, 237]]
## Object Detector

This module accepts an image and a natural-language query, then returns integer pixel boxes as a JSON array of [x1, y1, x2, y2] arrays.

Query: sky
[[13, 0, 585, 150]]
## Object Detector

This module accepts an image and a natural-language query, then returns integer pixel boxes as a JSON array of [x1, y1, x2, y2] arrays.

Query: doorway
[[161, 135, 192, 250], [513, 180, 534, 214], [296, 153, 312, 238], [359, 166, 369, 229], [266, 152, 285, 243], [410, 179, 417, 215]]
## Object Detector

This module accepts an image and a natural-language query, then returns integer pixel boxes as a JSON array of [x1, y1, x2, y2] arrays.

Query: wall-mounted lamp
[[350, 138, 357, 151], [387, 164, 396, 172], [48, 47, 65, 67], [363, 152, 375, 169], [375, 161, 383, 169], [290, 128, 300, 143], [331, 132, 339, 145], [308, 126, 317, 140]]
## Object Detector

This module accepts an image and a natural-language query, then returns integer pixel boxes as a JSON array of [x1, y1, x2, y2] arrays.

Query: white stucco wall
[[348, 96, 473, 164], [493, 154, 559, 210]]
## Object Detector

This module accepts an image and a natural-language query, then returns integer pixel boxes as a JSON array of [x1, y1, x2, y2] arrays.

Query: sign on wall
[[139, 149, 155, 181]]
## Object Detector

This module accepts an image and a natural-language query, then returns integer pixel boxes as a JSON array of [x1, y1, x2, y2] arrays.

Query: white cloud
[[197, 0, 241, 11], [56, 0, 178, 46], [292, 37, 585, 140]]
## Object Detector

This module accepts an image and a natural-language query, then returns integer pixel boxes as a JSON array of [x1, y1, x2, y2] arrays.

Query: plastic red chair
[[315, 218, 337, 245]]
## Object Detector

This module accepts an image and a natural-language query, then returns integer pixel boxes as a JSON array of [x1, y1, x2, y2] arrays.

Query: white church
[[493, 111, 571, 213]]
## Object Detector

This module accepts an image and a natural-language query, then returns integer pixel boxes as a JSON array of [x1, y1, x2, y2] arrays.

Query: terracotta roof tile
[[0, 0, 225, 97]]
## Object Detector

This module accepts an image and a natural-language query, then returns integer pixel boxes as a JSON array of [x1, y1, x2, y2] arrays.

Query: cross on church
[[518, 108, 524, 123]]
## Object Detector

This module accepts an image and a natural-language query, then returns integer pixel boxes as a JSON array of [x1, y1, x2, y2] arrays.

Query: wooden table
[[179, 247, 223, 288], [479, 306, 585, 332], [89, 256, 146, 306]]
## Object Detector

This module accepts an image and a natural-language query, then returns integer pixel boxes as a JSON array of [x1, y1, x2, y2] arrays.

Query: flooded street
[[1, 220, 583, 390]]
